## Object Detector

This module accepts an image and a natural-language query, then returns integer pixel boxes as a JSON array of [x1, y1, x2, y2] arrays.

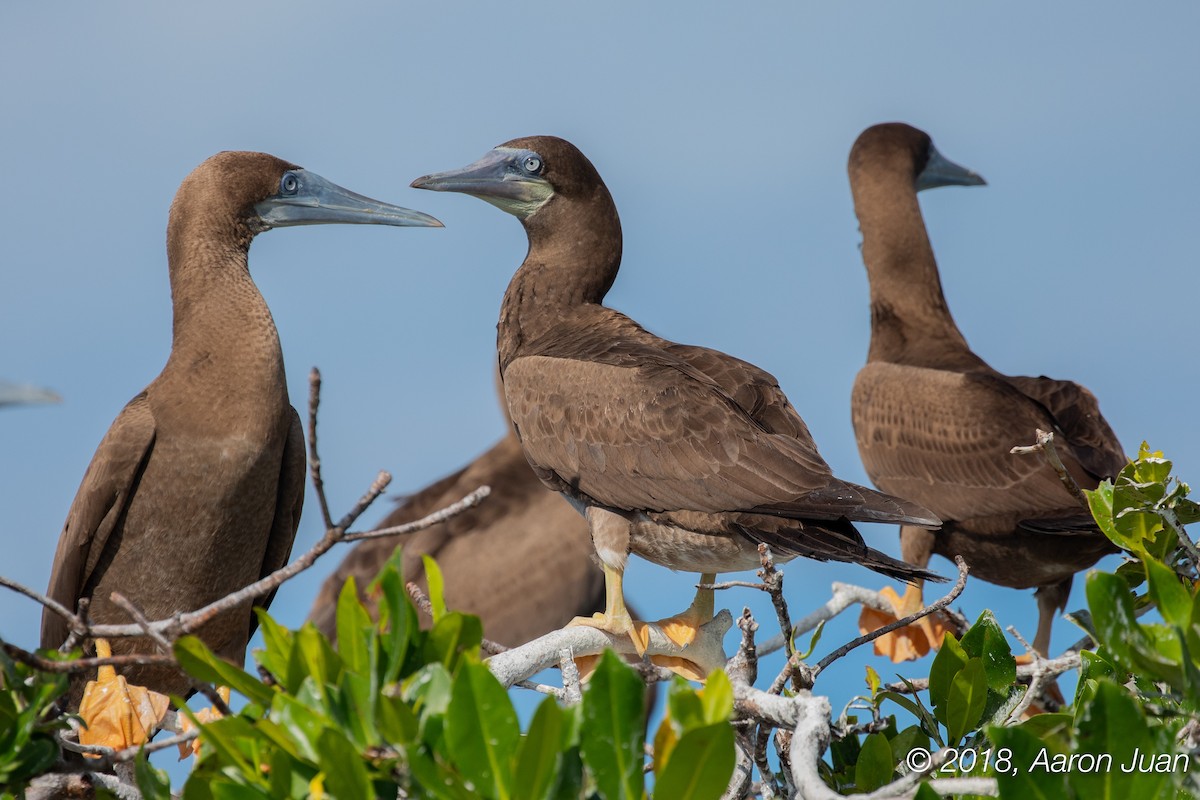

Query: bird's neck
[[498, 195, 622, 366], [162, 220, 287, 405], [854, 174, 983, 369]]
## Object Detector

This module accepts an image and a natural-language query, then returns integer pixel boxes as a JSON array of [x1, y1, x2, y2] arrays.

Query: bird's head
[[849, 123, 986, 192]]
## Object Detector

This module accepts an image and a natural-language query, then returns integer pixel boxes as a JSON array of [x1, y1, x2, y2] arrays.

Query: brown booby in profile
[[848, 123, 1124, 659], [41, 151, 440, 746], [412, 136, 942, 675], [307, 396, 604, 648]]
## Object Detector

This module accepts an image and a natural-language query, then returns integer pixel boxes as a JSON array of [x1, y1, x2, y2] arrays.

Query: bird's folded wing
[[1001, 374, 1126, 480], [249, 407, 305, 638], [853, 363, 1094, 521], [42, 393, 156, 649]]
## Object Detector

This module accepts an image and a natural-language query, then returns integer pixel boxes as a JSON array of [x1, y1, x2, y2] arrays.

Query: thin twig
[[0, 575, 85, 639], [1011, 429, 1089, 509], [307, 367, 334, 531], [344, 486, 492, 542], [2, 641, 174, 673], [811, 557, 969, 678], [1005, 625, 1048, 723]]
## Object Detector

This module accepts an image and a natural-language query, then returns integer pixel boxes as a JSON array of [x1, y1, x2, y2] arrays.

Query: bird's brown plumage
[[40, 151, 431, 704], [307, 426, 605, 647], [447, 136, 941, 582], [848, 123, 1125, 651]]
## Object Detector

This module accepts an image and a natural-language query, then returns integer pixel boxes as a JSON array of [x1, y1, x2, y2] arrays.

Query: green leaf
[[1070, 680, 1171, 800], [425, 611, 484, 673], [580, 650, 646, 800], [928, 634, 968, 723], [423, 554, 449, 622], [654, 722, 735, 800], [375, 563, 415, 683], [986, 725, 1068, 800], [1145, 559, 1192, 628], [378, 694, 418, 745], [252, 610, 294, 687], [946, 658, 987, 743], [446, 660, 519, 800], [1086, 480, 1122, 544], [959, 610, 1017, 694], [1087, 572, 1140, 665], [174, 636, 274, 708], [699, 669, 733, 725], [798, 620, 825, 660], [853, 732, 893, 793], [316, 727, 372, 800], [335, 577, 372, 677], [134, 753, 172, 800], [515, 696, 565, 800], [666, 677, 704, 733]]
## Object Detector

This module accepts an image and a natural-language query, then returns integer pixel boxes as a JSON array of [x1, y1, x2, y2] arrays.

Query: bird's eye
[[523, 155, 542, 174], [280, 173, 300, 194]]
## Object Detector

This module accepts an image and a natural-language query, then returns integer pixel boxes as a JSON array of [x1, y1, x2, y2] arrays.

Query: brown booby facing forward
[[848, 123, 1124, 660], [412, 136, 942, 674], [308, 399, 604, 648], [42, 151, 441, 745]]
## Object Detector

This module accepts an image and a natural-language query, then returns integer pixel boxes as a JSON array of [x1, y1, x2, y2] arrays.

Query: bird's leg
[[568, 562, 650, 655], [77, 638, 169, 754], [857, 526, 950, 662]]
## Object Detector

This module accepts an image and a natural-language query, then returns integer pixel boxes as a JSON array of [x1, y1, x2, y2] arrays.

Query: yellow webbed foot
[[857, 585, 951, 663], [568, 610, 650, 656], [77, 639, 169, 755], [178, 685, 232, 760]]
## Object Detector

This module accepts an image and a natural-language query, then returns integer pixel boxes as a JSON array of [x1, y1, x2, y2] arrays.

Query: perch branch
[[307, 367, 334, 530]]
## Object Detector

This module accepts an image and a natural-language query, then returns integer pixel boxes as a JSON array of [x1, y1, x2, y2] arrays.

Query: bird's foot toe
[[177, 685, 232, 760], [77, 653, 169, 755], [857, 585, 950, 663]]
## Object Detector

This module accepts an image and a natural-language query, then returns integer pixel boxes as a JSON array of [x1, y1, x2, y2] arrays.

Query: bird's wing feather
[[853, 362, 1103, 522], [248, 407, 305, 639], [41, 392, 156, 649], [1001, 374, 1126, 480]]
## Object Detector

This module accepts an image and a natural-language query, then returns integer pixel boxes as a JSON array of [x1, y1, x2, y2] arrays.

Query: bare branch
[[345, 486, 492, 543], [758, 582, 912, 658], [559, 648, 582, 706], [405, 579, 508, 656], [2, 640, 174, 673], [1010, 429, 1089, 509], [0, 575, 87, 640], [488, 610, 733, 688], [307, 367, 334, 531], [811, 557, 969, 679], [27, 771, 143, 800]]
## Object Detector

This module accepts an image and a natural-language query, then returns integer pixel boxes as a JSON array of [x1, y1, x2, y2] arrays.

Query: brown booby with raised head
[[307, 393, 604, 648], [848, 123, 1124, 660], [412, 136, 942, 676], [42, 151, 441, 746]]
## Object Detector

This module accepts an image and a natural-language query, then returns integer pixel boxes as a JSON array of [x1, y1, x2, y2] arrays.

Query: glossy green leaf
[[1070, 680, 1171, 800], [446, 660, 519, 800], [1145, 559, 1192, 628], [959, 610, 1016, 694], [515, 696, 565, 800], [378, 694, 418, 745], [987, 724, 1068, 800], [134, 753, 172, 800], [853, 732, 893, 793], [928, 633, 968, 724], [654, 722, 735, 800], [335, 577, 372, 677], [315, 727, 372, 800], [375, 562, 415, 683], [666, 677, 704, 733], [699, 669, 733, 725], [580, 650, 646, 800], [423, 554, 449, 623], [174, 636, 274, 708], [1087, 571, 1140, 665], [252, 609, 294, 687], [946, 657, 987, 743], [425, 611, 484, 673]]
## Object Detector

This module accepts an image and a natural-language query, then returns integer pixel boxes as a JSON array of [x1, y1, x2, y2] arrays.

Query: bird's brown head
[[849, 123, 985, 193], [410, 135, 611, 224], [168, 150, 442, 251]]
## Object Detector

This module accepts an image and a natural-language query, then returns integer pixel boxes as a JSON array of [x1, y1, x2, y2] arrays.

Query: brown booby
[[412, 136, 942, 675], [41, 151, 441, 746], [848, 123, 1124, 660], [307, 399, 604, 648]]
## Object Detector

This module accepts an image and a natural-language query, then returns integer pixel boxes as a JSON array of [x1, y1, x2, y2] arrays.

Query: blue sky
[[2, 0, 1197, 780]]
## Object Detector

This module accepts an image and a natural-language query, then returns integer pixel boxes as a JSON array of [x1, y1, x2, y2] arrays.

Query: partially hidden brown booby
[[412, 136, 943, 677], [307, 391, 604, 648], [848, 123, 1124, 661], [41, 151, 441, 749]]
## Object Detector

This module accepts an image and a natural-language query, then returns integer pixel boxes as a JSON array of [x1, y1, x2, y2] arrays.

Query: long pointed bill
[[0, 381, 62, 407], [916, 147, 987, 192], [255, 170, 443, 228], [411, 148, 553, 219]]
